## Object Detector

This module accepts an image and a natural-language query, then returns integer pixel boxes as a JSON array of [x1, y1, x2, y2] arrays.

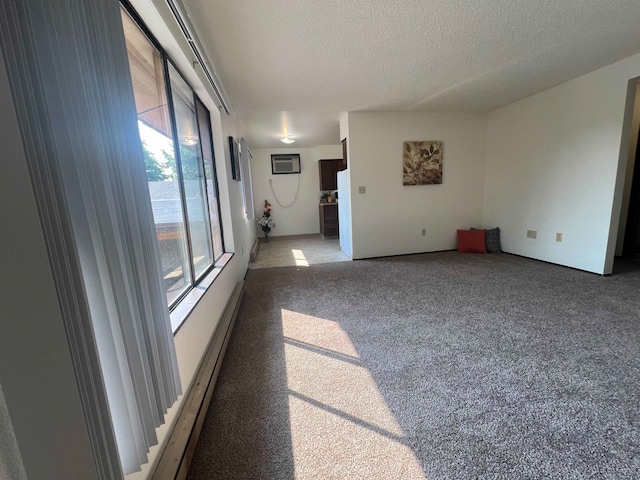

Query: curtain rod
[[165, 0, 231, 115]]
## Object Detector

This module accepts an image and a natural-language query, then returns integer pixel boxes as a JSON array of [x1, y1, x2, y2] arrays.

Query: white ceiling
[[181, 0, 640, 149]]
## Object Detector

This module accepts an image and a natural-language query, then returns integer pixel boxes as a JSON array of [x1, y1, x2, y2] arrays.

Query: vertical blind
[[240, 138, 256, 220], [0, 0, 181, 477]]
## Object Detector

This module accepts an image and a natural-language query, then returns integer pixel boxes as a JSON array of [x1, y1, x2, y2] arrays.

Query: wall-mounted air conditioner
[[271, 154, 301, 174]]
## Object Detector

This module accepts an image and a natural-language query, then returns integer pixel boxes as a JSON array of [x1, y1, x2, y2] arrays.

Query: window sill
[[170, 253, 233, 333]]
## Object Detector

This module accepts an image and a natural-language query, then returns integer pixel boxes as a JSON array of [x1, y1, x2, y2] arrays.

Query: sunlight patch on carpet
[[281, 309, 428, 479], [281, 309, 359, 358]]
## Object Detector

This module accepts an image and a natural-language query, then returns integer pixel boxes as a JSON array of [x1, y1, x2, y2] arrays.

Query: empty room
[[2, 1, 640, 480]]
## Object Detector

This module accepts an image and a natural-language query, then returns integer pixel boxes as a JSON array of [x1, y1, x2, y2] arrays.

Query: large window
[[196, 97, 225, 259], [120, 6, 224, 308]]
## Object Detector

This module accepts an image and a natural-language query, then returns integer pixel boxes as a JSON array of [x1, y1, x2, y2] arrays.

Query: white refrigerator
[[337, 170, 352, 258]]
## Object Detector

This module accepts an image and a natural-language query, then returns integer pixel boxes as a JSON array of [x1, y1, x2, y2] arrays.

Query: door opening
[[622, 129, 640, 258]]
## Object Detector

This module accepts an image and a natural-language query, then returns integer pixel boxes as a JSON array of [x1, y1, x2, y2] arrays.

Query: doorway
[[622, 129, 640, 258], [617, 80, 640, 260]]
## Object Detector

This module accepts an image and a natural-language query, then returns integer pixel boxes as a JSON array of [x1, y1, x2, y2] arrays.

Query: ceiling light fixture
[[280, 136, 295, 144], [182, 136, 198, 146]]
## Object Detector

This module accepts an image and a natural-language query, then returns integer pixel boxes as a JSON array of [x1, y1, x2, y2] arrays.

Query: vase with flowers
[[257, 200, 274, 242]]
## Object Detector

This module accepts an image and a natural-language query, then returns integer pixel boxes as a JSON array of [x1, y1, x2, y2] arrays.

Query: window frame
[[120, 0, 226, 315], [164, 59, 217, 292], [194, 94, 226, 259]]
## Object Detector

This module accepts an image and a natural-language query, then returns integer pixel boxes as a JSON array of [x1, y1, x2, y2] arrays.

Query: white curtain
[[240, 138, 256, 220], [0, 0, 181, 477]]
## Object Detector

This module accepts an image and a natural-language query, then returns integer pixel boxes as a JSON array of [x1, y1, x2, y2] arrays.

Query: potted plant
[[256, 200, 274, 242]]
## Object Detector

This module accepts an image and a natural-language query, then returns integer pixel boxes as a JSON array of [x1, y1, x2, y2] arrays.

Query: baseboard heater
[[152, 280, 245, 480]]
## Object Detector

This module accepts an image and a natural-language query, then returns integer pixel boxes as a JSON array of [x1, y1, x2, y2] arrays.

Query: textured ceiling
[[181, 0, 640, 148]]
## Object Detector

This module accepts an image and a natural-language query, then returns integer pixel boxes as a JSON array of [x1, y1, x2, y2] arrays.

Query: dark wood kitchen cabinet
[[319, 203, 339, 237], [318, 159, 345, 191]]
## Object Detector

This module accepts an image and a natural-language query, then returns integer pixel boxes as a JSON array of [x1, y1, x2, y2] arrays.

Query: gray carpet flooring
[[187, 252, 640, 479]]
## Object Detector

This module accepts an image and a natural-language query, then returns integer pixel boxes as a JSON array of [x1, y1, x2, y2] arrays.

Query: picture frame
[[403, 140, 443, 186], [228, 136, 241, 181], [341, 137, 348, 169]]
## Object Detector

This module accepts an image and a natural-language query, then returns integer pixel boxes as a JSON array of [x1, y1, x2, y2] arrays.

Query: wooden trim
[[152, 281, 245, 480]]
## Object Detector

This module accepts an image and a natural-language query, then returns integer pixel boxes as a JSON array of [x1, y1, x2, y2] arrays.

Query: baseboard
[[152, 281, 244, 480], [353, 248, 456, 261], [249, 238, 259, 262]]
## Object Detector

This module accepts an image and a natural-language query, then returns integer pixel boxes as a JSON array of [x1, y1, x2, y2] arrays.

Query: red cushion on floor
[[457, 229, 487, 253]]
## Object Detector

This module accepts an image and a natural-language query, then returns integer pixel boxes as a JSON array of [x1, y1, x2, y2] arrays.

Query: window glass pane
[[168, 63, 214, 279], [121, 8, 191, 305], [195, 98, 224, 260]]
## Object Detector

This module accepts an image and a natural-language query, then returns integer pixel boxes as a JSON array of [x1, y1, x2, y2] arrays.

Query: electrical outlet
[[527, 230, 537, 239], [358, 186, 366, 194], [271, 222, 276, 228], [421, 228, 426, 236], [556, 232, 563, 242]]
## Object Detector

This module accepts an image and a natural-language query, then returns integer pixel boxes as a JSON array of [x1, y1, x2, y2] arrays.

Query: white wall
[[347, 112, 487, 259], [217, 114, 258, 261], [616, 81, 640, 255], [251, 145, 343, 237], [484, 54, 640, 274]]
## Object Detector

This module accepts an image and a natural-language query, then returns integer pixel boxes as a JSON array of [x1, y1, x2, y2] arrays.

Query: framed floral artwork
[[403, 141, 443, 185]]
